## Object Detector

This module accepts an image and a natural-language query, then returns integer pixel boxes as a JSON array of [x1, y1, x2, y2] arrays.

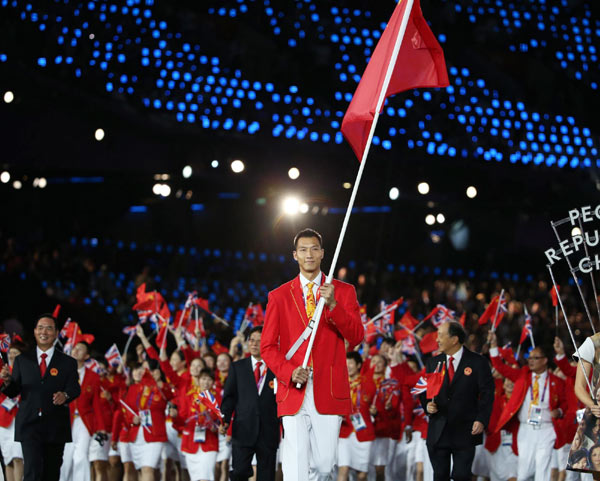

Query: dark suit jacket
[[420, 347, 494, 449], [1, 348, 81, 443], [221, 357, 279, 449]]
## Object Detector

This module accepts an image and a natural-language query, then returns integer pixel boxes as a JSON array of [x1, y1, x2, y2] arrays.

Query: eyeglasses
[[529, 356, 546, 360]]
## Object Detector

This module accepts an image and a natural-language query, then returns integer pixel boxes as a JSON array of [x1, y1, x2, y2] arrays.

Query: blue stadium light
[[37, 57, 46, 67], [129, 205, 147, 213]]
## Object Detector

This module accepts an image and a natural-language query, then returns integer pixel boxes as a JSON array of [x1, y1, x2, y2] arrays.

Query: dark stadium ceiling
[[0, 0, 599, 272]]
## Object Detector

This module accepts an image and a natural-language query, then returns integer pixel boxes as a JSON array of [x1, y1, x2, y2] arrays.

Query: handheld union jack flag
[[59, 318, 73, 340], [85, 358, 105, 375], [431, 305, 455, 328], [105, 343, 123, 368], [0, 333, 10, 353], [413, 405, 425, 417], [199, 390, 222, 419], [519, 306, 534, 346], [122, 325, 137, 336], [411, 376, 428, 395]]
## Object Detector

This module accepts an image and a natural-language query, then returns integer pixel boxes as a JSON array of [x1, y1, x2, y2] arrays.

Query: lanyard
[[137, 384, 154, 410], [529, 374, 549, 403]]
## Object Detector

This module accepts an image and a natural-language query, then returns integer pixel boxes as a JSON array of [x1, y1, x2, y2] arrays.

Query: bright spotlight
[[12, 180, 22, 189], [231, 160, 245, 173], [417, 182, 430, 195], [152, 183, 162, 195], [33, 178, 39, 188], [466, 186, 477, 199], [343, 182, 352, 189], [282, 197, 300, 215], [38, 177, 47, 189], [95, 128, 105, 141], [572, 227, 582, 237], [159, 184, 171, 197], [288, 167, 300, 180], [299, 202, 309, 214], [211, 160, 219, 168], [0, 171, 10, 183], [436, 213, 445, 224], [182, 165, 192, 178], [425, 214, 435, 225], [3, 91, 14, 104], [389, 187, 400, 200]]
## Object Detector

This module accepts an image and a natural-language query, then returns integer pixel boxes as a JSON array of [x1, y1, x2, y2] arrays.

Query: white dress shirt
[[299, 272, 322, 306], [251, 356, 267, 395], [37, 345, 55, 366], [518, 370, 551, 424], [446, 346, 464, 373]]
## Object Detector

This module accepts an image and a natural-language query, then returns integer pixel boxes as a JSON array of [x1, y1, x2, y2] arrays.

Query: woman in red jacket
[[337, 352, 376, 481], [121, 361, 173, 481], [215, 352, 233, 481], [0, 340, 25, 481], [369, 354, 400, 481], [175, 368, 222, 481]]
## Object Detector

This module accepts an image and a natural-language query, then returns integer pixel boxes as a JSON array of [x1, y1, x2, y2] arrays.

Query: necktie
[[306, 282, 316, 319], [40, 353, 48, 377], [254, 361, 263, 388], [448, 356, 455, 382], [532, 375, 540, 404]]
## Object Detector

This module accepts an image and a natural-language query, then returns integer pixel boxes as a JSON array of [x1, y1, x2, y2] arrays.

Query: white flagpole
[[297, 0, 416, 388]]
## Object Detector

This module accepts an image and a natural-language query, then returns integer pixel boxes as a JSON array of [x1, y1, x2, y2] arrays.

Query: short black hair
[[293, 228, 323, 249], [35, 314, 57, 329], [199, 368, 215, 380], [568, 448, 589, 466], [447, 321, 466, 344], [346, 351, 363, 367], [76, 341, 92, 355], [247, 326, 263, 339], [381, 337, 395, 347]]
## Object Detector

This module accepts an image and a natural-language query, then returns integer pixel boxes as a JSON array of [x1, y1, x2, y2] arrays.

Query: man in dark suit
[[0, 314, 81, 481], [220, 326, 279, 481], [421, 321, 494, 481]]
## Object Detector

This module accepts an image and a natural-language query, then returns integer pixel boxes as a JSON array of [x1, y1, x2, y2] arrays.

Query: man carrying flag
[[261, 229, 363, 481], [422, 321, 494, 481]]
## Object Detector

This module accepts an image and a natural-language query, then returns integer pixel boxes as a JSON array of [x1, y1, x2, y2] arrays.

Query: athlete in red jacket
[[59, 341, 106, 481], [261, 229, 364, 481]]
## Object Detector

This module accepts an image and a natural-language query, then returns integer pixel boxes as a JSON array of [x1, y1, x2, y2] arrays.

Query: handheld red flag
[[52, 304, 61, 319], [551, 285, 560, 307], [458, 312, 466, 327], [426, 363, 446, 398], [478, 296, 499, 326], [419, 331, 438, 354], [341, 0, 449, 161]]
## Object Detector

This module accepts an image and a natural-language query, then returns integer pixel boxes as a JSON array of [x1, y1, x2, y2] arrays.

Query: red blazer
[[174, 387, 220, 454], [340, 376, 376, 442], [491, 355, 567, 448], [70, 368, 105, 435], [485, 382, 518, 455], [122, 381, 173, 443], [261, 276, 364, 416]]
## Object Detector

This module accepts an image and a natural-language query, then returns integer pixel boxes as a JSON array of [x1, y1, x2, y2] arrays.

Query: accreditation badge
[[0, 396, 18, 412], [527, 403, 542, 429], [500, 430, 512, 447], [350, 413, 367, 432], [140, 409, 153, 428], [194, 425, 206, 443]]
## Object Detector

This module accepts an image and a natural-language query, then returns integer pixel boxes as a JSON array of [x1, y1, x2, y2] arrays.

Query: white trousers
[[59, 417, 91, 481], [517, 423, 556, 481], [281, 377, 341, 481]]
